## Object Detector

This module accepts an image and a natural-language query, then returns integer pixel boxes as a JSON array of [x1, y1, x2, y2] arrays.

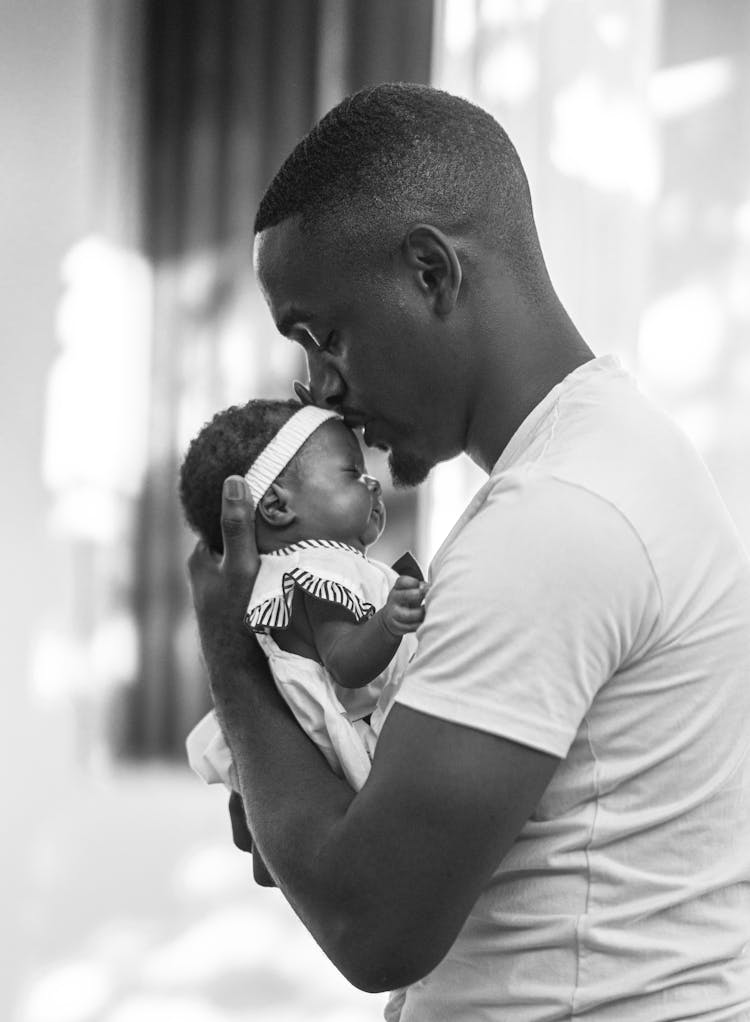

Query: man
[[188, 84, 750, 1019]]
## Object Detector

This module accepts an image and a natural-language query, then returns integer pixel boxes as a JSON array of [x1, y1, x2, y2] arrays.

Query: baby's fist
[[381, 576, 428, 637]]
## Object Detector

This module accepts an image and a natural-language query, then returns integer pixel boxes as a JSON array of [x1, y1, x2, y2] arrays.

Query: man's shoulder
[[438, 467, 655, 597], [467, 465, 633, 541], [480, 373, 718, 559]]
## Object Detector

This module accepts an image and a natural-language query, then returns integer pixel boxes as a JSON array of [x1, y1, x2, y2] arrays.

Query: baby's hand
[[381, 576, 428, 637]]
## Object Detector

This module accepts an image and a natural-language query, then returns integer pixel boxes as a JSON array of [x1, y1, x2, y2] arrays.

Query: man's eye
[[319, 331, 337, 353]]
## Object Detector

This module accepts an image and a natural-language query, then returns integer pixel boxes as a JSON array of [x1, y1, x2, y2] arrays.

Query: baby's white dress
[[186, 540, 417, 792]]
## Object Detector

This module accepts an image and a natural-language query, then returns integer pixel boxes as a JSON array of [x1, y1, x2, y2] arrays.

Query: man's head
[[254, 83, 541, 274], [253, 83, 550, 485]]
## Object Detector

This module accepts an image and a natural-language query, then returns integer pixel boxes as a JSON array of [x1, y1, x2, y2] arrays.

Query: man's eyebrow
[[277, 307, 314, 336]]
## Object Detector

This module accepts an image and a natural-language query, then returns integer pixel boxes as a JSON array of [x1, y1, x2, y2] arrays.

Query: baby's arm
[[303, 576, 427, 689]]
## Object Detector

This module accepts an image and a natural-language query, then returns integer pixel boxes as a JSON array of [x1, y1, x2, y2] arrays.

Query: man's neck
[[464, 302, 594, 474]]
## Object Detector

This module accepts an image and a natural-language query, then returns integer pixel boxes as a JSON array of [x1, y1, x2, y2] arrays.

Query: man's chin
[[387, 449, 434, 489]]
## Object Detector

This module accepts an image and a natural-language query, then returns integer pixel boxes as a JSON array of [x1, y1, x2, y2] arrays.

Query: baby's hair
[[179, 398, 301, 554]]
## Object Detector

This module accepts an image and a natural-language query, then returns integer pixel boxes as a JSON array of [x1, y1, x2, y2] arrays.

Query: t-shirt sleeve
[[395, 471, 661, 758]]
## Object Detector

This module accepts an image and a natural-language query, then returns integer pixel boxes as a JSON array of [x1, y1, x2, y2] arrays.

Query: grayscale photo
[[4, 1, 750, 1020]]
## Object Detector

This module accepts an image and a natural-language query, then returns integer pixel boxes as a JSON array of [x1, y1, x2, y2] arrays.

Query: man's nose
[[307, 349, 345, 410]]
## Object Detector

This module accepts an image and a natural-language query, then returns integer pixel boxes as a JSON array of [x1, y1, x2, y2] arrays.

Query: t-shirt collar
[[491, 354, 621, 476]]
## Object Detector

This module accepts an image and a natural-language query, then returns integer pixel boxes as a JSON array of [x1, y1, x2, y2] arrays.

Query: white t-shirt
[[391, 356, 750, 1021]]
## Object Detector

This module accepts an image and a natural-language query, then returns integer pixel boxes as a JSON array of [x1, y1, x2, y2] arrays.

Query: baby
[[180, 398, 427, 794]]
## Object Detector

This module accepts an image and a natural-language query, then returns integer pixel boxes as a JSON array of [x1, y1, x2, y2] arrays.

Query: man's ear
[[401, 224, 462, 316], [256, 482, 296, 528]]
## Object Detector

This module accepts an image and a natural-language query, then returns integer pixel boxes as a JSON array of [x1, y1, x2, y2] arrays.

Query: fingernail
[[224, 477, 245, 500]]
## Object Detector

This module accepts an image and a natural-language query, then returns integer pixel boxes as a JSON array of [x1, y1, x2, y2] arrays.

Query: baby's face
[[291, 419, 385, 550]]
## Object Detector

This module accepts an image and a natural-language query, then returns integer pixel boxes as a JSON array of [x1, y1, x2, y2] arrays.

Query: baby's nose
[[362, 474, 381, 495]]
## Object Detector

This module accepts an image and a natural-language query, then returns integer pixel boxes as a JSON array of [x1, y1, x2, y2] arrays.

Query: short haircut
[[179, 399, 300, 554], [254, 82, 543, 287]]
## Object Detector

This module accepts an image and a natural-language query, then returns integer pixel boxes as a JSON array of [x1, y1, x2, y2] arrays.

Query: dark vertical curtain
[[119, 0, 434, 758]]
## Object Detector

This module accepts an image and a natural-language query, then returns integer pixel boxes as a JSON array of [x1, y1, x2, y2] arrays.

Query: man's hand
[[229, 791, 277, 887], [228, 789, 254, 852], [380, 576, 428, 637], [187, 476, 262, 694], [188, 476, 282, 892]]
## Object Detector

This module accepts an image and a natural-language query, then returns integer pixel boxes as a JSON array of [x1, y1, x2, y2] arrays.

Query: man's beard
[[388, 448, 434, 488]]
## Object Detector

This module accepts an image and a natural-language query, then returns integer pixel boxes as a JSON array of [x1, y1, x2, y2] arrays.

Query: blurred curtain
[[118, 0, 434, 758]]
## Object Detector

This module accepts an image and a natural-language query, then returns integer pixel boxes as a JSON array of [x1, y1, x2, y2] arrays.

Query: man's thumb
[[220, 476, 258, 572]]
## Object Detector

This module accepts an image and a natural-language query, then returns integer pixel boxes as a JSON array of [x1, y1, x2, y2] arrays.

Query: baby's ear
[[257, 483, 296, 528]]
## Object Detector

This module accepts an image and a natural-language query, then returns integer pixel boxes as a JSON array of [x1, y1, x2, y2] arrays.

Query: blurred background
[[3, 0, 749, 1019]]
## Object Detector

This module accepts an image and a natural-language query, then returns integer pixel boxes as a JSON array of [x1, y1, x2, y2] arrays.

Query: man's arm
[[189, 478, 559, 991], [303, 576, 426, 689]]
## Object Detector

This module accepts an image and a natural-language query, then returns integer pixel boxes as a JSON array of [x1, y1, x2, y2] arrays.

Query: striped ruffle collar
[[265, 538, 366, 559], [246, 540, 374, 634]]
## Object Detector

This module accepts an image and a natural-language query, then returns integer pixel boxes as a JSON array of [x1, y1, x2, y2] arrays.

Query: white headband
[[244, 406, 341, 508]]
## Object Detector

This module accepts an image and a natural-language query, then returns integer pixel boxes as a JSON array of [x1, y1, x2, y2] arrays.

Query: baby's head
[[180, 399, 385, 555]]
